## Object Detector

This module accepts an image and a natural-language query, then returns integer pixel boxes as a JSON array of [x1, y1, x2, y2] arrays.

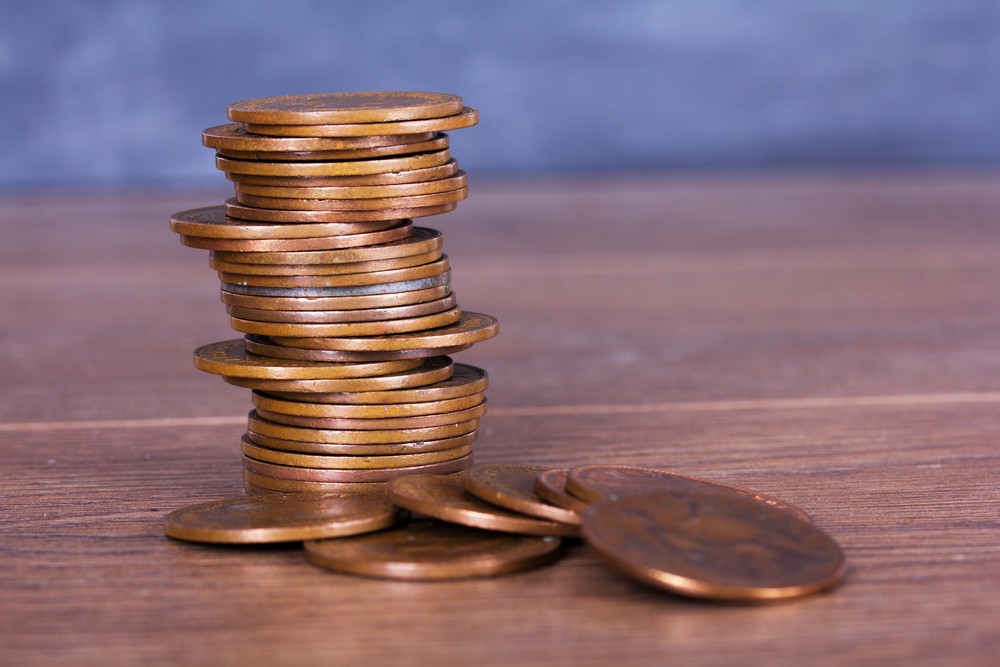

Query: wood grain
[[2, 172, 999, 665]]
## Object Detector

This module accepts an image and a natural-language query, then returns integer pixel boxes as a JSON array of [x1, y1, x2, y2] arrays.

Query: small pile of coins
[[169, 92, 497, 492], [166, 463, 847, 601]]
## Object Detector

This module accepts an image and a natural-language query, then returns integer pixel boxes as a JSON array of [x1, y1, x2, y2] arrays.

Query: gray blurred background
[[2, 0, 998, 189]]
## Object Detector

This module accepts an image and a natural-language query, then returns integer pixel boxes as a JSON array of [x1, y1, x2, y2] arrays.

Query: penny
[[228, 92, 464, 125], [247, 430, 479, 456], [169, 206, 398, 240], [229, 307, 461, 337], [243, 453, 473, 482], [191, 339, 422, 380], [304, 518, 564, 580], [242, 337, 471, 363], [216, 256, 449, 287], [254, 399, 486, 430], [218, 134, 449, 161], [252, 390, 485, 419], [225, 160, 459, 187], [245, 106, 479, 137], [203, 123, 436, 151], [223, 355, 453, 393], [565, 464, 812, 523], [226, 294, 456, 324], [247, 411, 479, 445], [234, 171, 465, 199], [241, 437, 474, 470], [388, 474, 580, 538], [222, 286, 449, 313], [235, 187, 467, 212], [211, 226, 441, 265], [216, 149, 450, 177], [582, 491, 846, 601], [210, 249, 442, 276], [164, 491, 401, 544], [222, 271, 451, 298], [269, 311, 497, 351], [242, 469, 389, 494], [179, 220, 412, 252], [462, 464, 582, 526], [225, 199, 457, 223], [534, 468, 590, 514]]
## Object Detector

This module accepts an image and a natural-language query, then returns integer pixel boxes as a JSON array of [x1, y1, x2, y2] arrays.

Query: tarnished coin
[[226, 294, 456, 324], [245, 106, 479, 137], [179, 220, 412, 252], [224, 199, 457, 223], [241, 438, 474, 470], [203, 123, 436, 151], [462, 464, 582, 526], [243, 453, 473, 482], [230, 307, 461, 338], [169, 206, 398, 240], [388, 474, 580, 538], [252, 390, 485, 419], [211, 226, 442, 265], [534, 468, 590, 514], [304, 518, 563, 580], [235, 188, 467, 212], [223, 355, 453, 393], [228, 92, 464, 125], [226, 161, 459, 187], [163, 491, 401, 544], [218, 134, 448, 161], [269, 311, 497, 351], [192, 339, 422, 379], [254, 399, 486, 430], [243, 469, 387, 494], [582, 491, 846, 601], [216, 149, 450, 177], [247, 430, 478, 456], [242, 337, 471, 363], [216, 256, 449, 288], [234, 171, 466, 199], [247, 411, 479, 445], [566, 465, 812, 523], [210, 248, 442, 276]]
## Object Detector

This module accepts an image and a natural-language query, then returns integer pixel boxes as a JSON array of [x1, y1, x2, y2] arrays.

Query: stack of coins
[[169, 92, 497, 492]]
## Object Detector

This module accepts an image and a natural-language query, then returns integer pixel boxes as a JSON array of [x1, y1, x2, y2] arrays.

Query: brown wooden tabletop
[[3, 172, 1000, 665]]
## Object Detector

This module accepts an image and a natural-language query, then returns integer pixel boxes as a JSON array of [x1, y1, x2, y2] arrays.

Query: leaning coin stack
[[168, 92, 498, 493]]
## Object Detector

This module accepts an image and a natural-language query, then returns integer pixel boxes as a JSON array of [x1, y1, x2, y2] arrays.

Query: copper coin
[[223, 355, 453, 393], [247, 411, 479, 445], [225, 160, 459, 187], [192, 339, 422, 380], [169, 205, 398, 240], [240, 435, 473, 469], [230, 307, 461, 338], [245, 106, 479, 137], [566, 465, 812, 523], [252, 390, 485, 419], [211, 226, 441, 265], [218, 134, 449, 161], [235, 187, 467, 212], [223, 286, 449, 314], [388, 475, 579, 538], [210, 248, 442, 276], [203, 123, 435, 151], [534, 468, 590, 514], [228, 92, 463, 125], [243, 338, 470, 363], [243, 469, 388, 494], [243, 453, 473, 482], [269, 311, 497, 351], [179, 220, 412, 252], [163, 491, 401, 544], [582, 491, 846, 601], [254, 400, 486, 430], [222, 272, 451, 299], [462, 464, 582, 526], [226, 295, 456, 324], [247, 429, 479, 456], [304, 518, 563, 580], [217, 256, 449, 287], [216, 149, 450, 177], [224, 199, 457, 223], [263, 362, 486, 404], [235, 171, 465, 199]]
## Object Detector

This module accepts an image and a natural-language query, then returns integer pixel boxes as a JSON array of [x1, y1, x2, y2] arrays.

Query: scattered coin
[[228, 92, 464, 125], [462, 464, 582, 526], [244, 106, 478, 137], [534, 468, 590, 514]]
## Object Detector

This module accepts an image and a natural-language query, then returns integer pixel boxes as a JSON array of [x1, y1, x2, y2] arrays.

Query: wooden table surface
[[3, 172, 999, 665]]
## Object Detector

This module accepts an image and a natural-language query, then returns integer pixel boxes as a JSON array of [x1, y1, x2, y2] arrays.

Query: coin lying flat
[[304, 518, 563, 580], [223, 355, 453, 393], [225, 161, 460, 187], [245, 107, 479, 137], [263, 363, 486, 404], [170, 206, 399, 240], [243, 335, 470, 363], [203, 124, 436, 151], [462, 464, 582, 526], [235, 187, 467, 212], [224, 199, 457, 223], [211, 226, 442, 265], [217, 256, 449, 288], [248, 411, 479, 445], [217, 149, 450, 177], [223, 288, 451, 315], [218, 134, 449, 161], [226, 294, 456, 324], [179, 220, 412, 252], [534, 468, 590, 514], [234, 171, 465, 199], [243, 469, 387, 494], [247, 429, 479, 456], [582, 491, 846, 601], [164, 491, 401, 544], [388, 474, 580, 538], [254, 400, 486, 430], [230, 307, 461, 338], [241, 436, 473, 470], [252, 390, 484, 419], [269, 311, 497, 351], [243, 453, 473, 482], [222, 272, 451, 299], [228, 92, 464, 125], [566, 464, 812, 523], [210, 249, 443, 276]]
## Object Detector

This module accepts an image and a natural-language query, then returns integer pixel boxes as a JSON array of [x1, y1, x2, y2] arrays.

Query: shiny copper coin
[[170, 205, 398, 240], [163, 491, 401, 544], [270, 311, 497, 351], [247, 429, 478, 456], [235, 171, 465, 199], [216, 149, 450, 177], [222, 286, 449, 313], [225, 160, 459, 187], [192, 339, 422, 380], [388, 474, 579, 538], [247, 411, 479, 445], [224, 199, 457, 223], [203, 124, 435, 151], [241, 437, 474, 470], [211, 226, 441, 265], [462, 464, 582, 526], [242, 337, 471, 363], [210, 248, 442, 276], [222, 272, 450, 299], [245, 107, 479, 137], [217, 256, 449, 288], [179, 220, 412, 252], [566, 464, 812, 523], [254, 399, 486, 430], [235, 187, 467, 212], [218, 134, 448, 161], [304, 518, 563, 580], [252, 390, 485, 419], [223, 355, 453, 393], [226, 295, 456, 324], [243, 469, 386, 494], [263, 362, 486, 404], [230, 307, 461, 338], [534, 468, 590, 514], [243, 453, 473, 482], [582, 491, 846, 601], [228, 92, 463, 125]]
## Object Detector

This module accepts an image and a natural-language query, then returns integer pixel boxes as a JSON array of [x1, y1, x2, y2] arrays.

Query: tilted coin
[[566, 464, 812, 523], [226, 294, 456, 324], [235, 187, 467, 212], [247, 410, 479, 445], [224, 199, 457, 223], [225, 160, 459, 187], [218, 134, 449, 161], [221, 286, 451, 313], [244, 106, 479, 137], [534, 468, 590, 514], [163, 490, 401, 544], [269, 311, 497, 351], [169, 205, 398, 240], [241, 437, 474, 470], [254, 399, 486, 430], [462, 464, 582, 526], [582, 491, 846, 601], [222, 272, 451, 299], [216, 256, 449, 288], [210, 226, 442, 265], [243, 453, 473, 482], [387, 474, 580, 538], [247, 429, 479, 456], [243, 469, 387, 495], [242, 336, 471, 363], [228, 92, 464, 125], [234, 171, 466, 199], [179, 220, 412, 252], [216, 149, 450, 177], [223, 355, 453, 393], [252, 390, 485, 419], [203, 123, 436, 151], [210, 248, 442, 276], [304, 518, 563, 580]]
